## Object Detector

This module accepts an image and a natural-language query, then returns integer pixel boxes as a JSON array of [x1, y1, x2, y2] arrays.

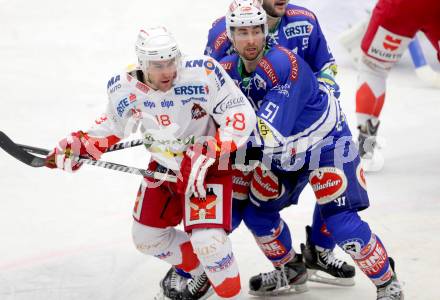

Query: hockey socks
[[310, 204, 337, 250], [325, 211, 394, 286], [352, 234, 394, 286], [190, 228, 241, 299], [132, 221, 201, 274], [253, 220, 295, 267]]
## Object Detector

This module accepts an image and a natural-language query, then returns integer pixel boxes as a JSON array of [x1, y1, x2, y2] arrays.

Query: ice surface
[[0, 1, 439, 299]]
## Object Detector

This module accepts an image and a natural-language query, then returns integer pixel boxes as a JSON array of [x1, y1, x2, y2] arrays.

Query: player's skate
[[376, 257, 404, 300], [181, 272, 214, 300], [154, 267, 188, 300], [301, 225, 356, 286], [358, 119, 384, 172], [248, 254, 308, 296]]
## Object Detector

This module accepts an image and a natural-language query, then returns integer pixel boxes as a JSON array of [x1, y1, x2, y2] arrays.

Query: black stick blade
[[0, 131, 46, 167]]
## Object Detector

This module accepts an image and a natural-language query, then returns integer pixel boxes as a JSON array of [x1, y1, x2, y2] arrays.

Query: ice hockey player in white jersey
[[45, 26, 257, 300]]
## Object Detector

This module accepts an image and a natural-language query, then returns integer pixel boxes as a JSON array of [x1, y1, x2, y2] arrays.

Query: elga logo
[[161, 99, 174, 108], [174, 85, 207, 95], [283, 21, 313, 39], [213, 96, 246, 114], [143, 100, 156, 109], [116, 97, 131, 117], [108, 75, 122, 93], [181, 97, 207, 105], [191, 103, 207, 120]]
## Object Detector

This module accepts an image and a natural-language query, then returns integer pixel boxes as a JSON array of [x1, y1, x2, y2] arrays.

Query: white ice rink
[[0, 1, 439, 299]]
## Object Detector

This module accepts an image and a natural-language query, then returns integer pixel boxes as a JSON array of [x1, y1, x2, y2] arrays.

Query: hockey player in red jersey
[[45, 26, 257, 300], [356, 0, 440, 169]]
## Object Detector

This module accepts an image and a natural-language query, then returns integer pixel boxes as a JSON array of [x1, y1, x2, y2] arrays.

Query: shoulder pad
[[211, 16, 225, 28], [107, 74, 124, 93], [274, 46, 299, 82], [219, 54, 239, 72], [258, 47, 299, 85], [106, 71, 131, 100]]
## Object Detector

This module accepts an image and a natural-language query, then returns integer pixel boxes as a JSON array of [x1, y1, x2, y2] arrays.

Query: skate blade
[[153, 287, 214, 300], [248, 282, 308, 296], [307, 269, 355, 287]]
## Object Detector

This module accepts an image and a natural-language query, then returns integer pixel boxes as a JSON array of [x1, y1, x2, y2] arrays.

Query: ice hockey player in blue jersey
[[213, 1, 404, 298], [205, 0, 351, 288], [204, 0, 339, 98]]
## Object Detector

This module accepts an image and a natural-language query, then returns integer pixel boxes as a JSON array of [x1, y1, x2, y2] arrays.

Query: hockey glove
[[177, 141, 218, 199], [317, 65, 340, 99], [46, 131, 104, 172], [231, 168, 253, 200]]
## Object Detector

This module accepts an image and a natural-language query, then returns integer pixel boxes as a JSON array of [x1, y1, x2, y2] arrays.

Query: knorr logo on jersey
[[185, 59, 225, 87]]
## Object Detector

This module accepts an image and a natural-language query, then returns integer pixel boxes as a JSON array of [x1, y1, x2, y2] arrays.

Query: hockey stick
[[0, 131, 177, 183], [17, 138, 146, 157]]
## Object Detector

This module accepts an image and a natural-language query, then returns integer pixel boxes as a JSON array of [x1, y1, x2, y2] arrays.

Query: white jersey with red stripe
[[87, 55, 256, 170]]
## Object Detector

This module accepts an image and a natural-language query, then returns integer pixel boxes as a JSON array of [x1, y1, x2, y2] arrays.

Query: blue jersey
[[205, 4, 335, 73], [220, 46, 350, 172]]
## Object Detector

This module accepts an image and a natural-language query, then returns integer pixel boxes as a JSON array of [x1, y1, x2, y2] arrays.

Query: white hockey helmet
[[135, 26, 181, 71], [226, 0, 268, 41]]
